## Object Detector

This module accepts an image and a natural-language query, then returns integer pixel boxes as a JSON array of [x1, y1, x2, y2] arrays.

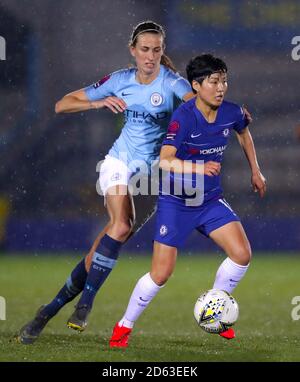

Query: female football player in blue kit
[[17, 21, 194, 344], [110, 54, 266, 347]]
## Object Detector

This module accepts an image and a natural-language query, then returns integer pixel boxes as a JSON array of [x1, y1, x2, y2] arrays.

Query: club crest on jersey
[[223, 128, 229, 137], [159, 225, 168, 236], [150, 92, 163, 106], [111, 173, 121, 181]]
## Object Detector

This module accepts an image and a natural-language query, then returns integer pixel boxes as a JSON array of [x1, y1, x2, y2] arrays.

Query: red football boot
[[109, 323, 132, 348], [219, 328, 235, 340]]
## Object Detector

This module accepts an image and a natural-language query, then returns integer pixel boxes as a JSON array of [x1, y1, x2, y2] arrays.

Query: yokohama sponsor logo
[[199, 145, 227, 155]]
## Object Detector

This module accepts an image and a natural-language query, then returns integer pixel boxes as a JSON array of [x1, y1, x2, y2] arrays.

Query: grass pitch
[[0, 253, 299, 362]]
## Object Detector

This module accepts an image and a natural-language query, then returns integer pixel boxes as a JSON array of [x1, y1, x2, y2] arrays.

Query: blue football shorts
[[154, 195, 240, 248]]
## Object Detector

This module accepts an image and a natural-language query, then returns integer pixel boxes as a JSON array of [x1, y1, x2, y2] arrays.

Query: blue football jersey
[[161, 98, 249, 203], [85, 65, 191, 172]]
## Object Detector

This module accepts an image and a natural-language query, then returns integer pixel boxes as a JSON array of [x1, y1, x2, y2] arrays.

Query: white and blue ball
[[194, 289, 239, 334]]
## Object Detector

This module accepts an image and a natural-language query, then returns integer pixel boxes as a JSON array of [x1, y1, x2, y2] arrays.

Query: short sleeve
[[234, 106, 249, 133], [84, 72, 117, 101], [163, 107, 190, 150], [166, 71, 192, 101]]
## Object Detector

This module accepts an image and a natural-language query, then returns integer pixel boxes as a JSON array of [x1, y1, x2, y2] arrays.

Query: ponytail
[[160, 53, 177, 73]]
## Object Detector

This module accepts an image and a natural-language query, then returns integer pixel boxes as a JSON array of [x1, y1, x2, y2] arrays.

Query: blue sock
[[42, 258, 88, 317], [77, 234, 122, 310]]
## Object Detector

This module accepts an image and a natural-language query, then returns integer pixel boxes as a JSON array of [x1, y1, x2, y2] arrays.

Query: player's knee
[[233, 244, 252, 266], [110, 220, 133, 241], [150, 271, 170, 286]]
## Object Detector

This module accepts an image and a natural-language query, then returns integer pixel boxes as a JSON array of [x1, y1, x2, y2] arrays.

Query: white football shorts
[[97, 155, 158, 233], [98, 155, 133, 196]]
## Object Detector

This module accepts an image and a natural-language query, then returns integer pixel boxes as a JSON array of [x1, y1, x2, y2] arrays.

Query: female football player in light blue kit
[[17, 21, 194, 344], [110, 54, 266, 347]]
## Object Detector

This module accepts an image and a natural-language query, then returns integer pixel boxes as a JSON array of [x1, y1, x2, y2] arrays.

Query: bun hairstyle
[[129, 20, 177, 72]]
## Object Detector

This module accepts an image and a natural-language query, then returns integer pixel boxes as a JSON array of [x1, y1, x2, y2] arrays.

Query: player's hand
[[203, 161, 221, 176], [91, 97, 127, 114], [242, 105, 253, 124], [251, 170, 267, 197]]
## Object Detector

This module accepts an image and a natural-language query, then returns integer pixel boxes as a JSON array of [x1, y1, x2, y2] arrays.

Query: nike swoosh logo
[[139, 297, 149, 302], [95, 257, 111, 264], [121, 92, 132, 96], [191, 133, 202, 138]]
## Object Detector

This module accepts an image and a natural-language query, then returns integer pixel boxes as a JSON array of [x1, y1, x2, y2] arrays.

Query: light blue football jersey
[[85, 65, 191, 172]]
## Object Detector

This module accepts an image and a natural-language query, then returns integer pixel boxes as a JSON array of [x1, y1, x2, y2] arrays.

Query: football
[[194, 289, 239, 334]]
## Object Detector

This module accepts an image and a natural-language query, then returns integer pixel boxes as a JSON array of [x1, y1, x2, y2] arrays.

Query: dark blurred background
[[0, 0, 299, 254]]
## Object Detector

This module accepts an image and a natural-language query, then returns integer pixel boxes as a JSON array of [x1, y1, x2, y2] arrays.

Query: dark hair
[[186, 54, 227, 92], [129, 20, 177, 72]]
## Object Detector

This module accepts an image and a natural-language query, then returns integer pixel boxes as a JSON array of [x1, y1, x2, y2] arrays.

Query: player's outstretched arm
[[182, 92, 196, 102], [242, 106, 253, 124], [159, 145, 221, 177], [55, 89, 126, 114], [236, 127, 267, 197]]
